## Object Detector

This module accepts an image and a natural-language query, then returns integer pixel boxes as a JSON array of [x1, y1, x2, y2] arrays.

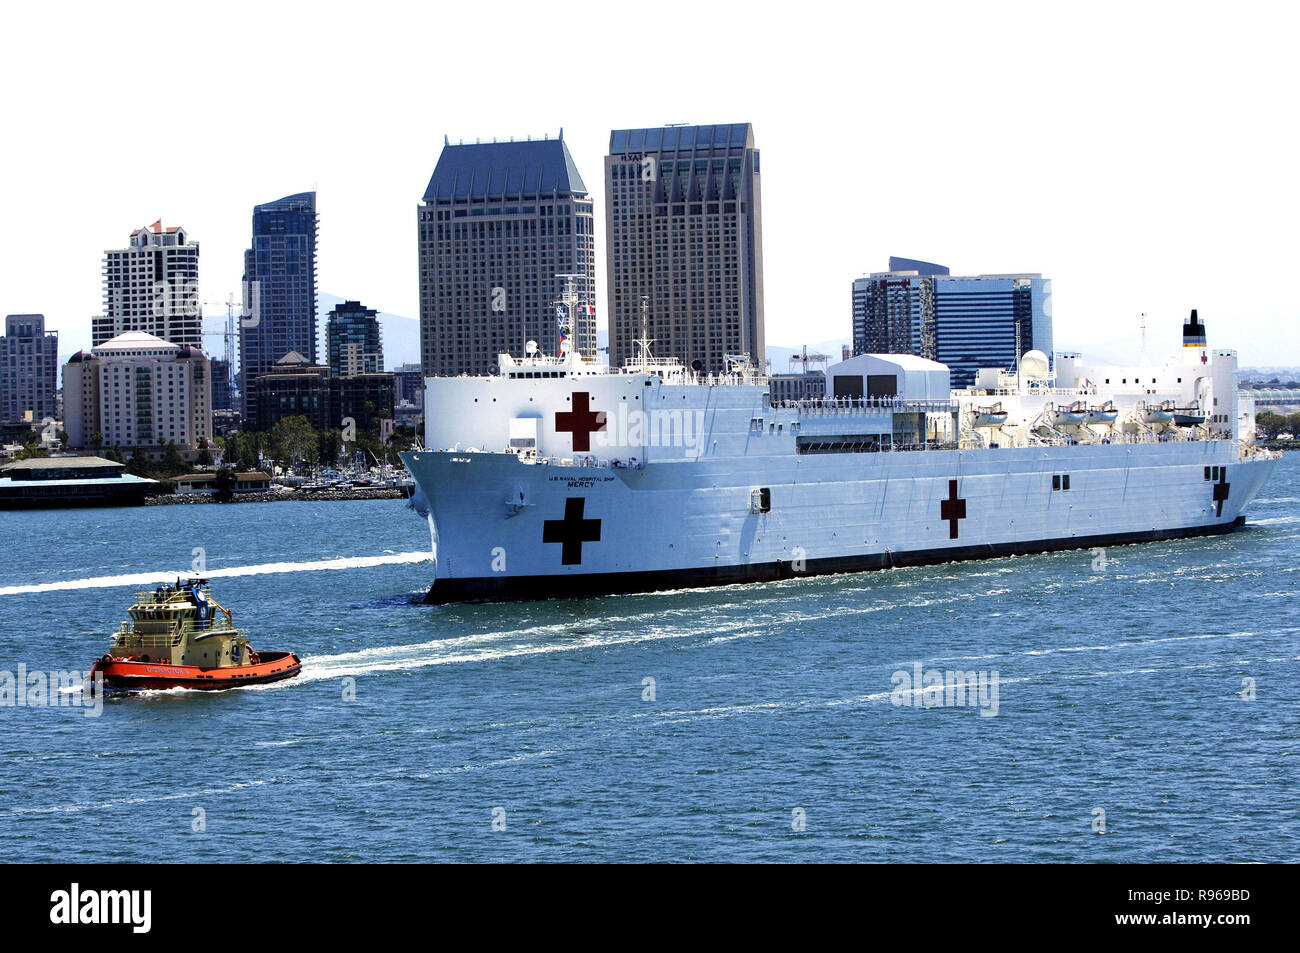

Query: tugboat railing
[[113, 620, 244, 648], [111, 626, 181, 649]]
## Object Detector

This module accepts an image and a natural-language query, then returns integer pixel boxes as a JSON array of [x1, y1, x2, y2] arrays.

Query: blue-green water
[[1, 457, 1296, 862]]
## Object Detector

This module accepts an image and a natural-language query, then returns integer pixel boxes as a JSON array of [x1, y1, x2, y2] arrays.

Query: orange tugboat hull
[[89, 651, 302, 691]]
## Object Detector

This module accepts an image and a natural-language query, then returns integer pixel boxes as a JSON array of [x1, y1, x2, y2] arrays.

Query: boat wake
[[0, 551, 433, 596]]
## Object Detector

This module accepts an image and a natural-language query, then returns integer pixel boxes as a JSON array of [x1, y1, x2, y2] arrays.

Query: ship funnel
[[1183, 309, 1207, 349]]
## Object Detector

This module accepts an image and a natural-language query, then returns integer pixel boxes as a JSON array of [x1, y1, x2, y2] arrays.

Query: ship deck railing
[[774, 397, 960, 414], [955, 386, 1102, 398]]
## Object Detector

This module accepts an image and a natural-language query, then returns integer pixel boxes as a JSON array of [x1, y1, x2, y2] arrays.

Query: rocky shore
[[144, 487, 411, 506]]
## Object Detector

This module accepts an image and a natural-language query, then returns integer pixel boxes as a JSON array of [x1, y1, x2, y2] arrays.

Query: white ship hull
[[402, 440, 1274, 602]]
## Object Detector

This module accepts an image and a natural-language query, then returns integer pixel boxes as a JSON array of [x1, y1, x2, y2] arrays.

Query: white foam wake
[[0, 551, 433, 596]]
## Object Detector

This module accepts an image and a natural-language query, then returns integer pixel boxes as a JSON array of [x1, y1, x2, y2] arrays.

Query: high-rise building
[[852, 259, 1052, 388], [417, 135, 596, 378], [241, 192, 318, 422], [392, 362, 424, 428], [63, 331, 212, 453], [852, 257, 948, 357], [252, 352, 394, 434], [210, 358, 233, 412], [252, 352, 331, 432], [0, 314, 58, 422], [326, 300, 383, 377], [330, 373, 395, 434], [94, 222, 202, 348], [605, 123, 765, 375], [391, 362, 424, 407]]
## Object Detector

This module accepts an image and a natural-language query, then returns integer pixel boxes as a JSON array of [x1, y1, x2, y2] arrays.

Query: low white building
[[63, 331, 212, 453]]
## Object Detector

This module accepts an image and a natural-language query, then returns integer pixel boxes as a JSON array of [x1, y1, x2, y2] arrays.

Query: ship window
[[1052, 475, 1061, 491], [1204, 466, 1211, 480], [1062, 474, 1071, 490]]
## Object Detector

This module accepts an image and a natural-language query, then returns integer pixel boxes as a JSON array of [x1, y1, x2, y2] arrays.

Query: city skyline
[[1, 4, 1297, 368], [853, 260, 1053, 388]]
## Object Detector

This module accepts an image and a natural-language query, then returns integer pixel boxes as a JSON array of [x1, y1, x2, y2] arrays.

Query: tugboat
[[89, 578, 301, 691]]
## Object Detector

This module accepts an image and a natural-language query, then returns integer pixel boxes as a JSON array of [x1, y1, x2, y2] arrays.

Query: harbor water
[[0, 455, 1296, 862]]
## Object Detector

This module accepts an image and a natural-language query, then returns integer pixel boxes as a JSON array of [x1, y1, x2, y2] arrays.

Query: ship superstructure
[[400, 309, 1278, 603]]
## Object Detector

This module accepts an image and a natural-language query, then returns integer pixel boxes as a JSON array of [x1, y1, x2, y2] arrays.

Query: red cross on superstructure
[[555, 391, 605, 452]]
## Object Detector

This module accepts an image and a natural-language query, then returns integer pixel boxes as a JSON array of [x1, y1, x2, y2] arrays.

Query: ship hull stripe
[[423, 515, 1248, 604]]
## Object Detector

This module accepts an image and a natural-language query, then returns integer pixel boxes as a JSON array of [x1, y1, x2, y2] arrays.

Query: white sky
[[2, 0, 1297, 367]]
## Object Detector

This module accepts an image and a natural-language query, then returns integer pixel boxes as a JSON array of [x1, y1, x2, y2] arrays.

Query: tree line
[[1255, 411, 1300, 441], [215, 415, 420, 475]]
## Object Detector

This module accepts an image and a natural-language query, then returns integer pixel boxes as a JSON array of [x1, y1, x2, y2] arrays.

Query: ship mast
[[632, 295, 656, 369], [553, 273, 585, 361]]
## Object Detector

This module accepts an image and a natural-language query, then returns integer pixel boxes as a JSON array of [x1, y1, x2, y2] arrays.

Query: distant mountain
[[319, 293, 420, 370], [1240, 366, 1300, 382]]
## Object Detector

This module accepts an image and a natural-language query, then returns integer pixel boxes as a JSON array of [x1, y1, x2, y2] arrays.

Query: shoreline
[[143, 487, 411, 506]]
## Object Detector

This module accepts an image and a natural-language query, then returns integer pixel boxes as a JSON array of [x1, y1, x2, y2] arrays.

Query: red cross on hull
[[940, 479, 967, 539], [542, 497, 602, 565]]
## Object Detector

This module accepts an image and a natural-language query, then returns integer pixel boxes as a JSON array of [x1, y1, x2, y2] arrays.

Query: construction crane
[[788, 345, 830, 374], [198, 293, 239, 392]]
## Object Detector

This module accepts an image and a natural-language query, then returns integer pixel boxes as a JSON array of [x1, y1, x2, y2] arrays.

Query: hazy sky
[[2, 1, 1296, 367]]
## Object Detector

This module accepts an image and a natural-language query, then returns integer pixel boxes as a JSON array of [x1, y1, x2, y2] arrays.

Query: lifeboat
[[1086, 401, 1119, 425], [973, 402, 1009, 427], [1172, 407, 1207, 427], [1142, 401, 1175, 425], [1052, 401, 1089, 426], [88, 578, 301, 691]]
